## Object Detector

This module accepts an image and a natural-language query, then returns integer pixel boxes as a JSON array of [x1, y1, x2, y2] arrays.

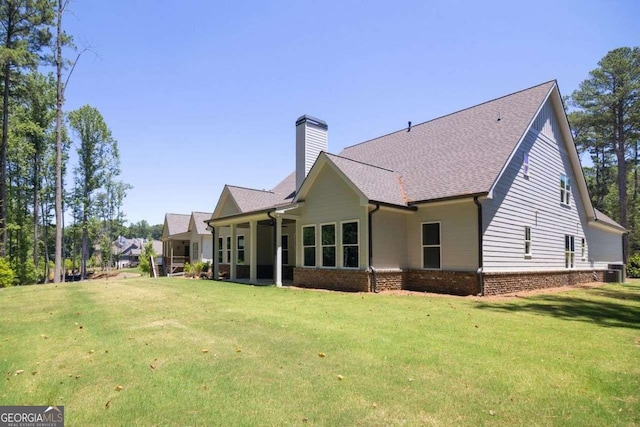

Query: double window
[[565, 235, 575, 268], [422, 222, 441, 269], [560, 174, 571, 205]]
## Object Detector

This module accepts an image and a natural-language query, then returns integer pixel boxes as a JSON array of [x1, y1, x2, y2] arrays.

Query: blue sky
[[61, 0, 640, 226]]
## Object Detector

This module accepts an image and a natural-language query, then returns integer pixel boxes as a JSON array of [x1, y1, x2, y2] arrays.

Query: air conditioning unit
[[607, 264, 626, 283], [604, 269, 622, 283]]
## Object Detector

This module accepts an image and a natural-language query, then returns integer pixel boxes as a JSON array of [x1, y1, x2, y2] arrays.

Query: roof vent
[[497, 112, 502, 122], [407, 121, 412, 132]]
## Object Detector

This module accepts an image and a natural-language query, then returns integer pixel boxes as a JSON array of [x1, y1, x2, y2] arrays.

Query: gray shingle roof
[[164, 213, 190, 237], [227, 186, 280, 213], [190, 212, 213, 234], [220, 81, 612, 222], [339, 81, 555, 202], [324, 153, 408, 206], [594, 208, 627, 232]]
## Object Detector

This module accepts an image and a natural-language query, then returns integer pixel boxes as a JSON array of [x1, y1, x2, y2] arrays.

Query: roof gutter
[[474, 196, 484, 296], [204, 208, 276, 226], [368, 203, 381, 293], [368, 200, 418, 211], [409, 192, 489, 206]]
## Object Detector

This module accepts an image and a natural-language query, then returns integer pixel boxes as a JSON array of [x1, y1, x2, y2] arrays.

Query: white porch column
[[212, 227, 219, 280], [170, 241, 174, 276], [275, 215, 283, 287], [230, 224, 237, 281], [250, 220, 257, 283]]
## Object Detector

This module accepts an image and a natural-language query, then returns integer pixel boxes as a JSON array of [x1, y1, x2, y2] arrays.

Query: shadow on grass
[[476, 284, 640, 330]]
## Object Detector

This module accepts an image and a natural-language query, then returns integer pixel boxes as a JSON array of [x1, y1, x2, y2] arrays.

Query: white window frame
[[524, 226, 532, 257], [565, 235, 575, 269], [340, 220, 360, 269], [581, 238, 586, 261], [560, 174, 571, 206], [421, 221, 442, 270], [226, 236, 231, 265], [281, 234, 289, 266], [302, 225, 317, 267], [218, 237, 223, 264], [320, 222, 337, 268], [523, 152, 530, 177], [237, 235, 245, 265]]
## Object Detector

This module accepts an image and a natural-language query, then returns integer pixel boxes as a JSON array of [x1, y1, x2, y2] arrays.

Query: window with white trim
[[524, 226, 532, 257], [226, 236, 231, 264], [565, 235, 575, 268], [581, 238, 586, 261], [302, 225, 316, 267], [192, 242, 199, 261], [341, 221, 359, 268], [282, 235, 289, 265], [523, 152, 530, 177], [560, 174, 571, 205], [321, 223, 336, 267], [237, 235, 245, 264], [422, 222, 441, 269], [218, 237, 223, 263]]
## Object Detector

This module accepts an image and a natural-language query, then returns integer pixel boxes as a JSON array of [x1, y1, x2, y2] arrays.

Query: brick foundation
[[372, 270, 404, 291], [482, 270, 605, 296], [289, 267, 609, 296], [293, 268, 370, 292], [405, 270, 478, 296], [218, 264, 230, 279]]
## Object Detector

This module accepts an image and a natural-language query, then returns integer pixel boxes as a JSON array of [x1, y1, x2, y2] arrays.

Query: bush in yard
[[192, 261, 204, 278], [139, 241, 157, 276], [183, 262, 192, 277], [0, 258, 14, 288], [626, 253, 640, 278]]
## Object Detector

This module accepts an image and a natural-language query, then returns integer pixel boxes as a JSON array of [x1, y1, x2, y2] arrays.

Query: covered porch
[[206, 207, 299, 286], [161, 234, 190, 276]]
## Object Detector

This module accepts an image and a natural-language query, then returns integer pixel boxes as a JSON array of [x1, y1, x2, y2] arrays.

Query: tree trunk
[[41, 200, 49, 283], [615, 102, 629, 263], [33, 150, 39, 270], [54, 0, 64, 283], [1, 60, 10, 259]]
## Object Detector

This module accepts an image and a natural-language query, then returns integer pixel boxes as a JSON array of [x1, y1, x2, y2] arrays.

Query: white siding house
[[204, 82, 625, 295]]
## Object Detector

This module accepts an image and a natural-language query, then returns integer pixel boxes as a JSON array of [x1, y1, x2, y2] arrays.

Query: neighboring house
[[162, 212, 213, 275], [189, 212, 213, 265], [205, 81, 625, 295], [112, 237, 162, 268]]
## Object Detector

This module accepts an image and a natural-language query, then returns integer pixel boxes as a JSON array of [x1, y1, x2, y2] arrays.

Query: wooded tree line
[[568, 47, 640, 263], [0, 0, 129, 285]]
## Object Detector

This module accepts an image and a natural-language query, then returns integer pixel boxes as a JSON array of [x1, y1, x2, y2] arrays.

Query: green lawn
[[1, 278, 638, 426]]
